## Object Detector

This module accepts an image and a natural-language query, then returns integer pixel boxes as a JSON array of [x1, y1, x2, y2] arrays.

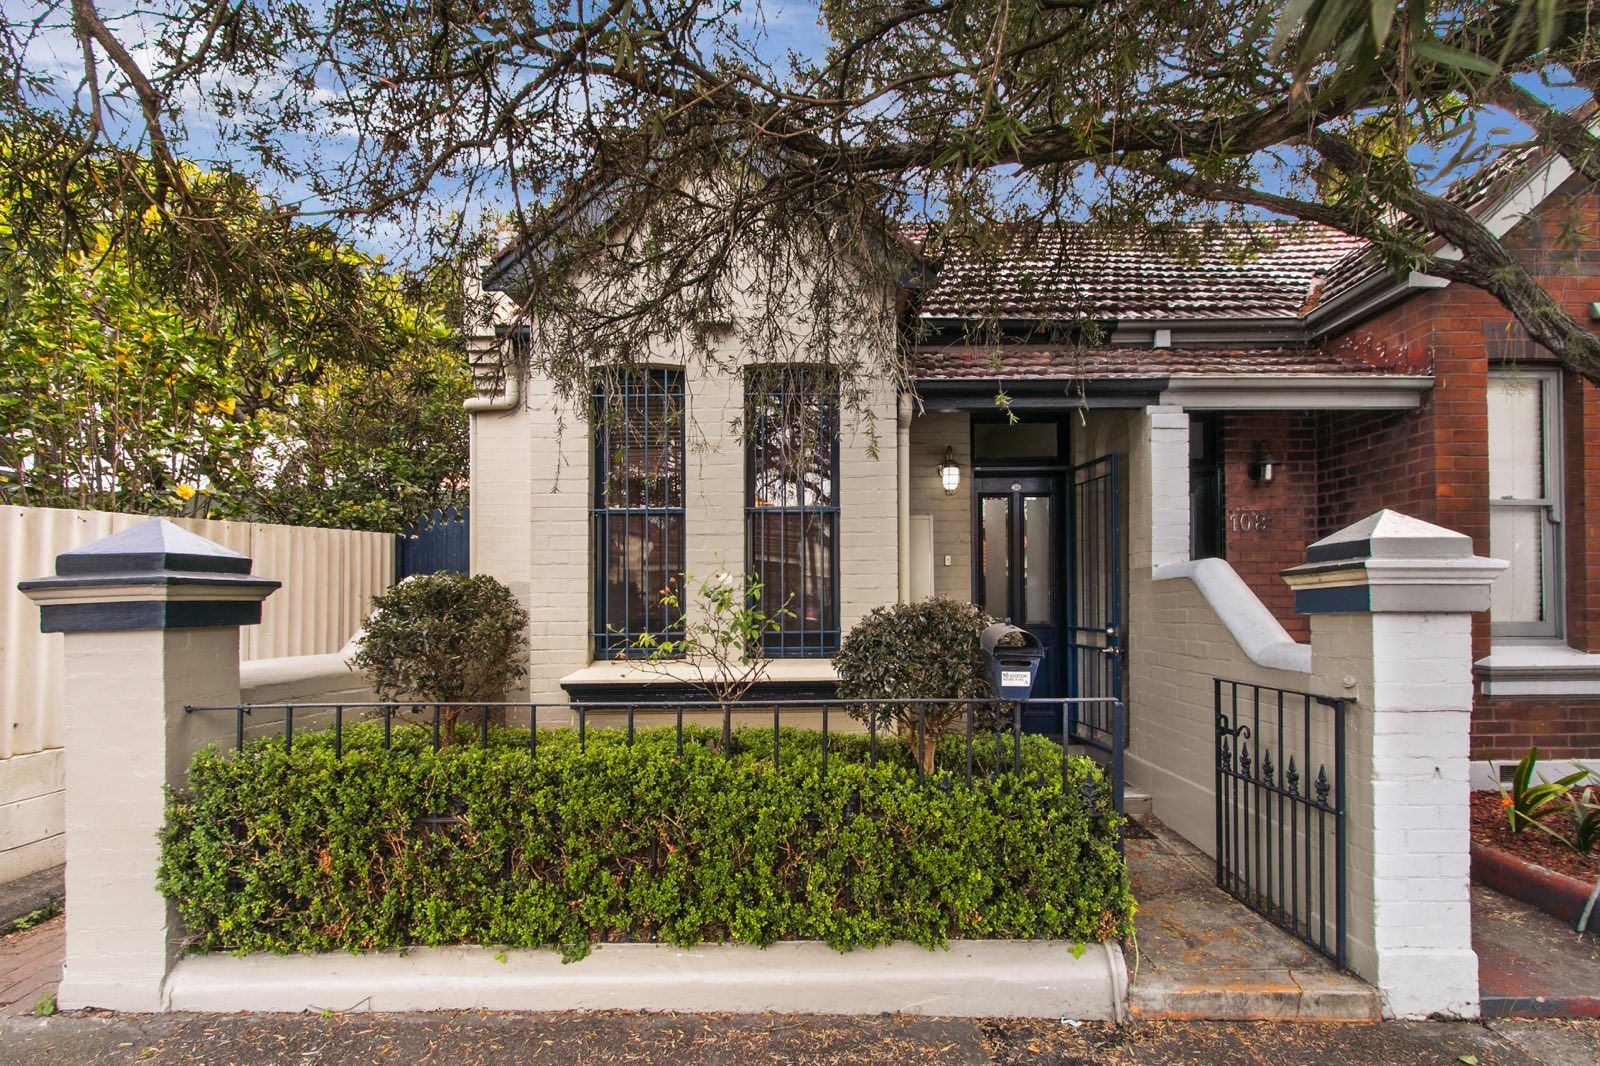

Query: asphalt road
[[2, 1012, 1597, 1065]]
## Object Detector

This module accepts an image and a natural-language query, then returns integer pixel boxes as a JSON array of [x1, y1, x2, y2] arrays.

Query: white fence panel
[[0, 505, 394, 761]]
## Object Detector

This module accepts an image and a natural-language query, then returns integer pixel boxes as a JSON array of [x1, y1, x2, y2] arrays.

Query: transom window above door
[[591, 368, 686, 658], [972, 416, 1064, 462], [1487, 367, 1562, 639]]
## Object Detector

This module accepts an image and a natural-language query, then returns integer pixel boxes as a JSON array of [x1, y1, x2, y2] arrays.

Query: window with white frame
[[1487, 368, 1562, 638]]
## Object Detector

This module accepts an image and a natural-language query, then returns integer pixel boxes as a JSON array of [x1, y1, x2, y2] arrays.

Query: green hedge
[[160, 724, 1134, 960]]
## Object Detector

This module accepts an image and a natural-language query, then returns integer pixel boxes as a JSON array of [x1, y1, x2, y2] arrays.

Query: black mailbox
[[980, 623, 1044, 700]]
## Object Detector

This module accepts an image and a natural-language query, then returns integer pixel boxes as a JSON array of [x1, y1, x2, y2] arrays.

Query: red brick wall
[[1564, 371, 1600, 654], [1472, 698, 1600, 760], [1218, 412, 1320, 641], [1218, 175, 1600, 760]]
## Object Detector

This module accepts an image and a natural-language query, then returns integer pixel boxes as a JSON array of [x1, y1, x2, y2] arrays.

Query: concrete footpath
[[2, 1011, 1598, 1064]]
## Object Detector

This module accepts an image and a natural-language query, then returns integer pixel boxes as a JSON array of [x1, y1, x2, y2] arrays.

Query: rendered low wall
[[163, 941, 1128, 1019], [0, 505, 393, 883]]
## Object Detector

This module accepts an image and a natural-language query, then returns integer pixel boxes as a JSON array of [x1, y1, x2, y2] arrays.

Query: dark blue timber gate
[[1215, 678, 1348, 967], [397, 507, 469, 580]]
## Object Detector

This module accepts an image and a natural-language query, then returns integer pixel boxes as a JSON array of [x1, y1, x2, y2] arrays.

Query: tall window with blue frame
[[592, 368, 685, 658], [746, 366, 840, 657]]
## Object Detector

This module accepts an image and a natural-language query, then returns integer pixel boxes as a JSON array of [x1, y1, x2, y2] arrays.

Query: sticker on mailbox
[[1000, 669, 1032, 688]]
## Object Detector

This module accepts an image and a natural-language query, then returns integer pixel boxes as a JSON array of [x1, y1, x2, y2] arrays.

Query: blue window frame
[[745, 366, 840, 657], [592, 369, 685, 657]]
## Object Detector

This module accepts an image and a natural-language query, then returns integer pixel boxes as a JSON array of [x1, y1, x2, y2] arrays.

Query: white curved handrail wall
[[1152, 558, 1311, 674]]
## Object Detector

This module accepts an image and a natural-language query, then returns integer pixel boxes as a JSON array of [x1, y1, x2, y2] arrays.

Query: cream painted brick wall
[[1123, 568, 1313, 850], [908, 413, 972, 603], [469, 333, 900, 705]]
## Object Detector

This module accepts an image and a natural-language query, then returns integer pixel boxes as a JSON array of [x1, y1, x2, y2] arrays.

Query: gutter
[[1304, 270, 1449, 340]]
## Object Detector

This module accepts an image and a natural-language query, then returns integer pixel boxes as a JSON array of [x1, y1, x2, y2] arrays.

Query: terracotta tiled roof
[[914, 222, 1368, 321], [908, 345, 1408, 381]]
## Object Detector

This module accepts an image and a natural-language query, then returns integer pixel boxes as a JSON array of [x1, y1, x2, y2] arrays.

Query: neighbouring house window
[[592, 369, 685, 657], [1488, 368, 1562, 638], [1189, 413, 1224, 560], [746, 366, 840, 657]]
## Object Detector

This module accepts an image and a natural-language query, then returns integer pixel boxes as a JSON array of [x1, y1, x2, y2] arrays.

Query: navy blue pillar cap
[[18, 519, 281, 633]]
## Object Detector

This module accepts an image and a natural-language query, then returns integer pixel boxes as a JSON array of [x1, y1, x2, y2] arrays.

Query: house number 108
[[1228, 510, 1269, 533]]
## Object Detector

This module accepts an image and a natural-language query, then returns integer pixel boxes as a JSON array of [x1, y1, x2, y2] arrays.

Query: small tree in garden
[[626, 572, 790, 703], [351, 573, 529, 744], [835, 597, 995, 775]]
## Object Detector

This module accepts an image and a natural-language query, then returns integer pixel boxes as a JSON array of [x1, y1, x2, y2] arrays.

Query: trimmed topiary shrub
[[159, 726, 1134, 959], [834, 597, 995, 772], [351, 573, 529, 742]]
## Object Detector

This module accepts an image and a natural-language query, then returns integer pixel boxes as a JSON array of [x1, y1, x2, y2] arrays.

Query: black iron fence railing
[[1214, 678, 1347, 968], [184, 696, 1125, 811]]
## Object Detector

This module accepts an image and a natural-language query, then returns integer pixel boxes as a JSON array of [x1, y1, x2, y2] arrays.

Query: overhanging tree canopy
[[5, 0, 1598, 401]]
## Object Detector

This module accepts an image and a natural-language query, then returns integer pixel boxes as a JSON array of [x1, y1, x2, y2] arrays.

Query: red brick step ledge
[[1470, 841, 1596, 934]]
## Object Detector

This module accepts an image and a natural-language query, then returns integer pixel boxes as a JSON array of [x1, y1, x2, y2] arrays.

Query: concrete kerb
[[160, 940, 1129, 1020]]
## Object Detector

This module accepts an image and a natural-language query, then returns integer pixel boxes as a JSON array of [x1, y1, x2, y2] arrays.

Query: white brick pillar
[[19, 520, 278, 1011], [1283, 510, 1504, 1020], [1143, 404, 1190, 569]]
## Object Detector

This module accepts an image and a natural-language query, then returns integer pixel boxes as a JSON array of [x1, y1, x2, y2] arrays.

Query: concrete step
[[1125, 814, 1382, 1023], [1122, 789, 1153, 819], [1128, 972, 1382, 1022]]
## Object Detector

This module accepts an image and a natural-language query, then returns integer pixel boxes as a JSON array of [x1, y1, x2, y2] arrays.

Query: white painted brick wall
[[1311, 610, 1478, 1020]]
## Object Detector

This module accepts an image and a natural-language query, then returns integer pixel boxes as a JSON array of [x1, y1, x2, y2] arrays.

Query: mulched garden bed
[[1470, 791, 1598, 882]]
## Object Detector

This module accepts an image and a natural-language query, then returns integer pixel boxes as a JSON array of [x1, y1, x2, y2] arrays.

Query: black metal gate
[[1215, 678, 1348, 967], [1066, 455, 1121, 713], [397, 507, 469, 580]]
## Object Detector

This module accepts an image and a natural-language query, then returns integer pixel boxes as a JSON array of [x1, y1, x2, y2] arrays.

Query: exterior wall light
[[939, 446, 962, 495], [1248, 442, 1277, 485]]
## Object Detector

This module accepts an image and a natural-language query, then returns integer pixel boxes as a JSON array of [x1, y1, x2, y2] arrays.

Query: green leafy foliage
[[159, 724, 1134, 959], [1566, 786, 1600, 856], [834, 597, 997, 772], [351, 575, 530, 730], [0, 246, 269, 513], [0, 131, 469, 529], [1502, 747, 1590, 833]]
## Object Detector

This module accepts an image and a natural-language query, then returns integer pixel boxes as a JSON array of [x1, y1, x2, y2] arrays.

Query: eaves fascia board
[[1159, 373, 1433, 410]]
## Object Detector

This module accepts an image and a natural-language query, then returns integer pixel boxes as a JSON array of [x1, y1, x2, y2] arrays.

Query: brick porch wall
[[1218, 412, 1320, 642]]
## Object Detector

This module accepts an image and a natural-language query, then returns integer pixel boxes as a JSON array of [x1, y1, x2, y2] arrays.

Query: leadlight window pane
[[980, 495, 1011, 621], [746, 367, 840, 657], [593, 369, 685, 657], [1023, 495, 1053, 625]]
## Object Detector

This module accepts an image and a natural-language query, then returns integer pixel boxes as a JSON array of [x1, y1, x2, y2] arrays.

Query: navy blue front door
[[976, 475, 1064, 730]]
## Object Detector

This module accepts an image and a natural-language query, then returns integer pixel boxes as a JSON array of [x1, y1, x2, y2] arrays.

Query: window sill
[[559, 659, 840, 702], [1474, 642, 1600, 698]]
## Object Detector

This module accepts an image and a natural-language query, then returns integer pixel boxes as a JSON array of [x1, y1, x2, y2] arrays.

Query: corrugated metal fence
[[0, 505, 395, 761]]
